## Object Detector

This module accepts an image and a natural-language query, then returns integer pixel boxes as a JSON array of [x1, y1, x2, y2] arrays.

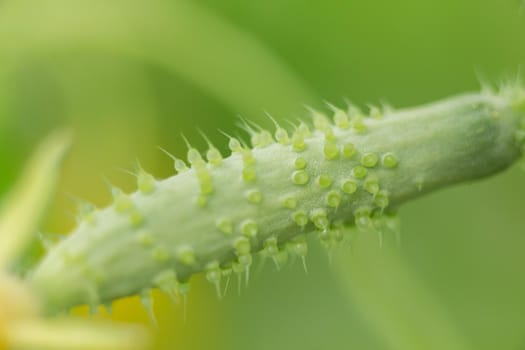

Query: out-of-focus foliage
[[0, 130, 69, 269], [1, 0, 525, 349]]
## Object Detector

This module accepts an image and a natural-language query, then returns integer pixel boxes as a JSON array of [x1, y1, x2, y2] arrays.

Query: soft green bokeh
[[1, 0, 525, 349]]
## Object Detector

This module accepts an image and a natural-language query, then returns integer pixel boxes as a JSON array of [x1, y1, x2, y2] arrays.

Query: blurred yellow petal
[[0, 130, 71, 268], [0, 265, 149, 350], [7, 319, 150, 350], [0, 273, 38, 349], [0, 274, 38, 321]]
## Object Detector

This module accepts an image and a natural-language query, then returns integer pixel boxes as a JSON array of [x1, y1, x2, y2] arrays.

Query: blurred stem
[[333, 233, 472, 350], [0, 130, 70, 269], [0, 0, 316, 124]]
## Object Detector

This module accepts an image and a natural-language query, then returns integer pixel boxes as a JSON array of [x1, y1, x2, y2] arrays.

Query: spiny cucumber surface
[[31, 86, 525, 313]]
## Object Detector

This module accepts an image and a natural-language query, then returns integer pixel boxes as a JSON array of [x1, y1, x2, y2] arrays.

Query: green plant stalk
[[31, 86, 525, 313]]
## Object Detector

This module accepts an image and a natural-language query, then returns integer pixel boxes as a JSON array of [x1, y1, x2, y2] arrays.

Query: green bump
[[252, 130, 273, 148], [363, 176, 380, 195], [361, 152, 379, 167], [153, 247, 170, 262], [374, 189, 390, 209], [200, 181, 214, 195], [341, 179, 358, 194], [174, 158, 189, 173], [221, 265, 232, 278], [294, 157, 307, 170], [323, 128, 336, 142], [310, 209, 329, 230], [153, 270, 177, 290], [216, 218, 233, 235], [234, 237, 251, 256], [291, 132, 306, 152], [246, 189, 263, 204], [355, 205, 372, 216], [196, 167, 211, 182], [326, 190, 342, 208], [334, 110, 350, 129], [176, 281, 190, 296], [382, 152, 399, 168], [317, 229, 331, 245], [176, 246, 196, 266], [242, 167, 257, 183], [241, 219, 258, 238], [251, 133, 261, 148], [332, 227, 345, 243], [196, 194, 207, 208], [207, 148, 223, 166], [352, 165, 368, 179], [260, 130, 274, 147], [347, 104, 362, 118], [312, 113, 330, 131], [129, 210, 144, 227], [354, 206, 372, 230], [238, 254, 252, 268], [187, 148, 204, 167], [292, 210, 308, 227], [297, 123, 311, 137], [242, 149, 255, 165], [292, 239, 308, 257], [292, 238, 308, 272], [369, 105, 382, 119], [141, 294, 161, 323], [228, 138, 242, 153], [317, 174, 333, 188], [351, 116, 367, 133], [273, 250, 289, 268], [77, 202, 96, 225], [323, 142, 339, 160], [136, 232, 153, 247], [264, 237, 279, 256], [113, 190, 133, 213], [342, 143, 357, 158], [205, 261, 221, 284], [282, 196, 297, 209], [138, 172, 155, 194], [275, 127, 290, 145], [292, 170, 310, 185]]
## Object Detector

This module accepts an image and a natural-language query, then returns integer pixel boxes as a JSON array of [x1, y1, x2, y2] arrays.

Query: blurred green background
[[1, 0, 525, 349]]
